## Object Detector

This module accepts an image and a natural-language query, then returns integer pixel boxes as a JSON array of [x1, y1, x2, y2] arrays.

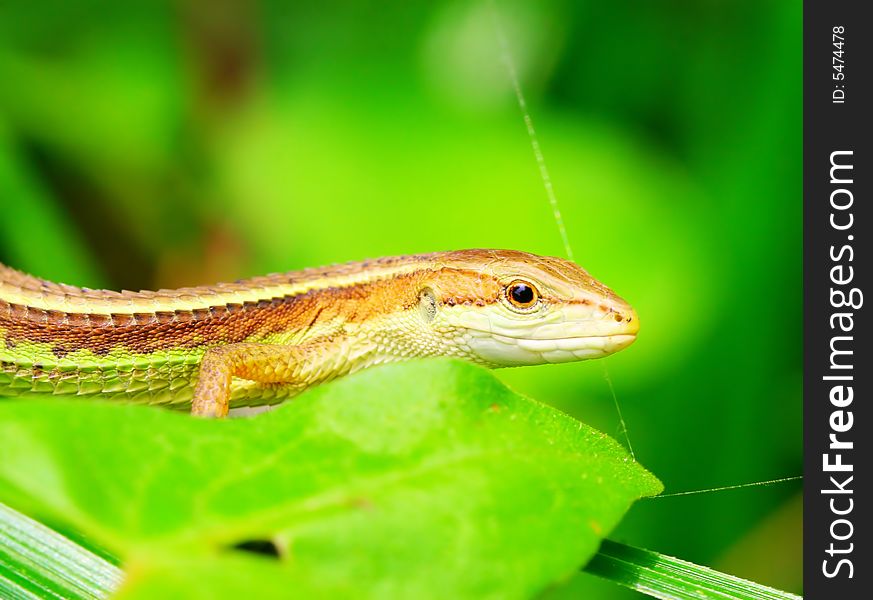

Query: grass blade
[[0, 503, 122, 600], [584, 539, 802, 599]]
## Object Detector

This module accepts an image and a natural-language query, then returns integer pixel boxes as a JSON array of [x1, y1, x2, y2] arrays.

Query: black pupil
[[510, 284, 534, 305]]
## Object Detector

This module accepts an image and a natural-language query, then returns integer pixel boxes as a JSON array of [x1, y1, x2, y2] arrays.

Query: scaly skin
[[0, 249, 638, 416]]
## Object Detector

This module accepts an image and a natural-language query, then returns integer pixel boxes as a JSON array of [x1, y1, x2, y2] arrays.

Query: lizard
[[0, 249, 638, 417]]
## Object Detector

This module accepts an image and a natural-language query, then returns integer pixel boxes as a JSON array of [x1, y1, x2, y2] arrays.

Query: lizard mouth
[[464, 329, 638, 366], [486, 331, 637, 352]]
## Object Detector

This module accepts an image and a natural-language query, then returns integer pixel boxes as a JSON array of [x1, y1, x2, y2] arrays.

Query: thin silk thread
[[649, 476, 803, 499]]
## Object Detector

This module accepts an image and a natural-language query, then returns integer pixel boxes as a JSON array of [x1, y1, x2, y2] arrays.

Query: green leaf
[[0, 359, 661, 598], [584, 540, 802, 600]]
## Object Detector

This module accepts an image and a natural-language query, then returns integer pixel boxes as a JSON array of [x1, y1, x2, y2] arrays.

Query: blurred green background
[[0, 0, 800, 597]]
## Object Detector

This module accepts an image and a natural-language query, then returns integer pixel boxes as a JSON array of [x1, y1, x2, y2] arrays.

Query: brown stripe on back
[[0, 253, 444, 316]]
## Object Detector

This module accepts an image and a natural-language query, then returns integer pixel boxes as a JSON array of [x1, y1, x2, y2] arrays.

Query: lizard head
[[419, 249, 639, 366]]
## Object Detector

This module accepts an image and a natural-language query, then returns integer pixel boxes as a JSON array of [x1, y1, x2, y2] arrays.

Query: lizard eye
[[505, 280, 540, 310]]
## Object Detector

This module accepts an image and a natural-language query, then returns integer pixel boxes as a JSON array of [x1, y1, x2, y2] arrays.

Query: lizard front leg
[[191, 343, 310, 417]]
